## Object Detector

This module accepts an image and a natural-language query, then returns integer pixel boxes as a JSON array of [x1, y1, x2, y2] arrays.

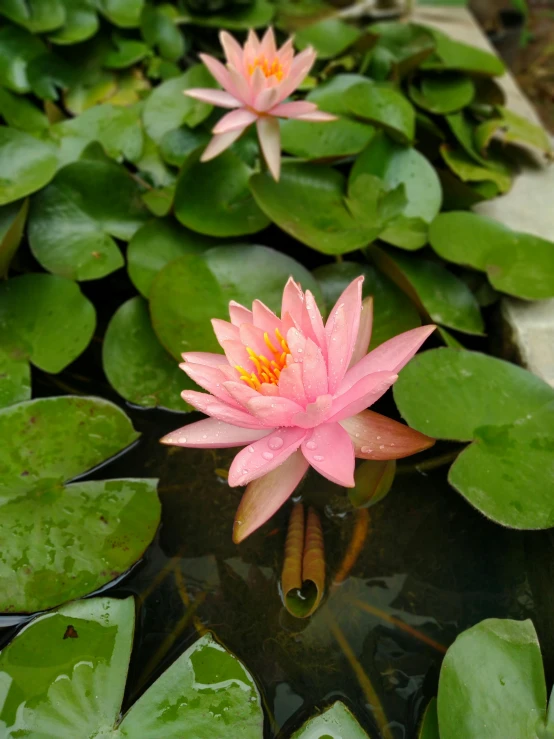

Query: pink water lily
[[162, 277, 436, 543], [185, 27, 336, 180]]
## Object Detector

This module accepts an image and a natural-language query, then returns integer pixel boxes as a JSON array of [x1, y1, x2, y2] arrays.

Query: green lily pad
[[295, 18, 362, 59], [291, 701, 370, 738], [0, 24, 45, 92], [159, 124, 211, 167], [313, 261, 421, 348], [0, 87, 48, 131], [140, 4, 184, 62], [281, 74, 375, 160], [180, 0, 273, 29], [103, 36, 150, 69], [394, 348, 554, 528], [366, 22, 436, 80], [418, 699, 440, 739], [344, 80, 416, 144], [250, 164, 401, 255], [440, 144, 512, 194], [127, 217, 214, 297], [103, 297, 192, 412], [150, 245, 323, 358], [0, 0, 66, 33], [422, 28, 505, 76], [29, 158, 149, 281], [410, 72, 475, 114], [351, 132, 442, 249], [438, 619, 547, 739], [176, 149, 270, 238], [0, 127, 57, 205], [143, 64, 216, 144], [429, 212, 554, 300], [370, 247, 484, 335], [48, 0, 99, 45], [0, 273, 96, 374], [474, 105, 552, 156], [0, 346, 30, 409], [97, 0, 144, 27], [0, 198, 28, 277], [0, 597, 264, 737]]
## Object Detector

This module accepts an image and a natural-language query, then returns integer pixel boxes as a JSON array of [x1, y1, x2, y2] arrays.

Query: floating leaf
[[128, 217, 214, 297], [295, 18, 362, 59], [142, 64, 215, 144], [150, 245, 322, 358], [418, 699, 440, 739], [97, 0, 144, 27], [313, 262, 421, 348], [367, 22, 436, 80], [29, 158, 148, 280], [394, 348, 554, 528], [140, 3, 184, 62], [0, 87, 48, 131], [429, 211, 554, 300], [438, 619, 547, 739], [103, 297, 192, 412], [344, 80, 415, 144], [282, 504, 325, 619], [0, 0, 65, 33], [0, 198, 28, 277], [0, 346, 30, 409], [0, 23, 45, 92], [350, 459, 396, 509], [370, 247, 484, 335], [48, 0, 99, 45], [474, 105, 552, 155], [0, 273, 95, 373], [291, 701, 370, 738], [422, 28, 505, 76], [180, 0, 274, 29], [0, 127, 57, 205], [159, 124, 211, 166], [0, 597, 264, 736], [281, 74, 375, 160], [175, 149, 269, 237], [410, 72, 474, 114]]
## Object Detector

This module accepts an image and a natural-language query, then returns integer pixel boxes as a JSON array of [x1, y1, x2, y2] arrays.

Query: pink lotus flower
[[185, 28, 336, 180], [162, 277, 436, 543]]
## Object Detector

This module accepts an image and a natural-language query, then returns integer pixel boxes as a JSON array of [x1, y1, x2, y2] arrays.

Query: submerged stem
[[333, 508, 370, 586]]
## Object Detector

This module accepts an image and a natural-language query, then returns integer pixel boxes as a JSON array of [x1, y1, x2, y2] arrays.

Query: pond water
[[1, 375, 551, 738]]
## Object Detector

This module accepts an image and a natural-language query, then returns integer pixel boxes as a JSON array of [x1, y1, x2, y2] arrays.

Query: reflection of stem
[[326, 611, 393, 739], [396, 449, 461, 475], [175, 567, 206, 637], [138, 545, 189, 603], [333, 508, 370, 586], [348, 598, 447, 654], [335, 254, 343, 264]]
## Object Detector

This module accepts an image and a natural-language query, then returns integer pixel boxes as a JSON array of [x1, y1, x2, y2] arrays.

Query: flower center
[[247, 56, 284, 82], [236, 328, 290, 391]]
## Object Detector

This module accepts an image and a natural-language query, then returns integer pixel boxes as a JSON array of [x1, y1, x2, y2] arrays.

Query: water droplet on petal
[[248, 446, 255, 453], [361, 446, 372, 453], [268, 437, 284, 450], [376, 436, 381, 440], [305, 440, 317, 450], [202, 434, 207, 439], [379, 444, 385, 449], [262, 451, 274, 460], [313, 455, 324, 462]]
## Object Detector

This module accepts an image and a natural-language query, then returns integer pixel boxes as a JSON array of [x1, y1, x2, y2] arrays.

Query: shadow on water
[[0, 395, 548, 738]]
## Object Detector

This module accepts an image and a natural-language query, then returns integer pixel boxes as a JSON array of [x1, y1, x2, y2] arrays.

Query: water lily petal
[[276, 47, 316, 100], [199, 53, 235, 93], [239, 322, 269, 357], [297, 111, 338, 122], [229, 300, 253, 326], [277, 37, 295, 70], [212, 318, 240, 344], [302, 338, 328, 403], [247, 395, 304, 427], [244, 28, 261, 61], [341, 410, 435, 460], [302, 422, 355, 487], [227, 65, 253, 105], [181, 351, 227, 367], [257, 116, 281, 181], [255, 86, 281, 113], [281, 277, 304, 326], [326, 304, 350, 395], [180, 361, 241, 407], [213, 108, 257, 134], [252, 299, 282, 335], [286, 326, 307, 363], [349, 296, 373, 369], [326, 276, 363, 376], [228, 426, 307, 486], [161, 418, 271, 448], [293, 394, 332, 429], [201, 129, 245, 161], [260, 26, 277, 59], [233, 449, 309, 542], [223, 380, 259, 408], [221, 339, 253, 370], [328, 371, 398, 423], [181, 390, 266, 428], [278, 363, 307, 405], [220, 30, 244, 70], [269, 101, 319, 118], [185, 88, 240, 108]]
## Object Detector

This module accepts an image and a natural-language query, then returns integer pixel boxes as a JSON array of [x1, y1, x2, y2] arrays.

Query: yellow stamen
[[248, 56, 284, 81], [237, 327, 291, 391]]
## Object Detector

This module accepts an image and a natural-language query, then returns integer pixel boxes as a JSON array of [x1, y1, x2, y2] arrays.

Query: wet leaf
[[0, 598, 264, 736], [370, 247, 485, 335], [394, 348, 554, 528], [438, 619, 546, 739], [97, 0, 144, 27], [410, 72, 475, 114], [0, 273, 95, 373], [0, 198, 28, 277], [103, 296, 192, 412], [344, 80, 415, 144], [48, 0, 99, 45], [0, 346, 30, 409], [0, 23, 45, 92], [295, 18, 362, 60], [282, 504, 325, 619], [350, 459, 396, 509], [474, 106, 552, 156], [150, 244, 322, 358], [291, 701, 370, 738], [0, 127, 57, 205], [418, 699, 439, 739], [429, 212, 554, 300], [142, 64, 216, 144], [176, 149, 269, 237], [0, 0, 66, 33], [313, 262, 421, 349], [29, 158, 149, 280]]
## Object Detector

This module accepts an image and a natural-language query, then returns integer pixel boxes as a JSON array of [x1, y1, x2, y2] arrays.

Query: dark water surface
[[1, 393, 550, 738]]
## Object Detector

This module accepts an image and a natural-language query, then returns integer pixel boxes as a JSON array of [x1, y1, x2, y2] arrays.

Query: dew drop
[[202, 434, 207, 439], [268, 437, 284, 450], [248, 446, 255, 453], [376, 436, 381, 440], [313, 455, 324, 462], [262, 451, 274, 461], [305, 440, 317, 450], [379, 445, 385, 449], [361, 446, 373, 453]]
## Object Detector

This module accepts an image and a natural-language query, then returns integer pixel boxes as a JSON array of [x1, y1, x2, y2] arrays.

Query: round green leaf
[[29, 159, 149, 280], [103, 297, 191, 412], [0, 24, 45, 92], [0, 273, 96, 373], [440, 144, 512, 194], [142, 64, 216, 144], [159, 124, 211, 167], [295, 18, 362, 59], [150, 245, 323, 358], [103, 37, 150, 69], [0, 0, 66, 33], [0, 346, 30, 409], [180, 0, 273, 29], [0, 127, 57, 205], [366, 22, 435, 80], [127, 218, 214, 297], [313, 261, 421, 348], [97, 0, 144, 27], [140, 4, 184, 62], [48, 0, 99, 45], [344, 80, 415, 144], [1, 478, 160, 613], [438, 619, 546, 739], [0, 198, 29, 277], [411, 73, 475, 114], [0, 87, 48, 131], [429, 212, 554, 300], [291, 701, 370, 738], [371, 247, 484, 335], [423, 29, 505, 76], [0, 597, 134, 733], [175, 149, 269, 237]]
